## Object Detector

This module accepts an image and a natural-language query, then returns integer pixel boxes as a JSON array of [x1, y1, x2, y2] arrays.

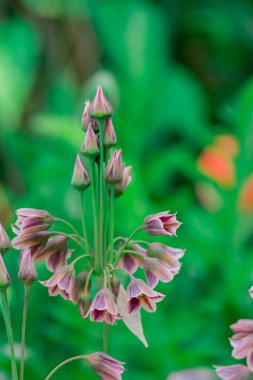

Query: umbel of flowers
[[0, 86, 185, 380]]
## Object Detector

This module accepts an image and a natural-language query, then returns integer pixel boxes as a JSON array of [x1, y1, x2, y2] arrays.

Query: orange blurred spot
[[238, 174, 253, 213], [215, 134, 239, 158]]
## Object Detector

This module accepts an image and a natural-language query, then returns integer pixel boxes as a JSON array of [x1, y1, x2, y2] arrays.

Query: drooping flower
[[12, 230, 52, 250], [15, 208, 54, 231], [105, 150, 123, 185], [18, 248, 38, 285], [230, 319, 253, 371], [214, 364, 251, 380], [89, 288, 121, 325], [143, 211, 181, 236], [81, 124, 100, 157], [147, 243, 185, 269], [104, 118, 117, 148], [0, 254, 10, 289], [115, 165, 132, 198], [71, 155, 91, 191], [40, 265, 75, 300], [143, 257, 179, 288], [34, 235, 72, 272], [89, 86, 113, 119], [0, 224, 11, 254], [85, 352, 125, 380], [117, 242, 146, 274], [126, 278, 165, 314]]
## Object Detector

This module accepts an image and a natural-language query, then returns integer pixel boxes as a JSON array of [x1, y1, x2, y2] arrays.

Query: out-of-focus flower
[[0, 224, 11, 254], [230, 319, 253, 371], [117, 242, 146, 274], [143, 257, 178, 288], [104, 118, 117, 148], [82, 100, 91, 131], [126, 278, 164, 314], [195, 182, 223, 212], [115, 165, 132, 198], [239, 174, 253, 214], [85, 352, 125, 380], [40, 265, 75, 300], [0, 254, 10, 289], [214, 364, 250, 380], [89, 86, 113, 119], [105, 150, 123, 185], [71, 155, 91, 192], [81, 124, 100, 157], [34, 235, 72, 272], [18, 248, 37, 285], [143, 211, 181, 236], [89, 288, 120, 325], [147, 243, 185, 268], [168, 368, 216, 380]]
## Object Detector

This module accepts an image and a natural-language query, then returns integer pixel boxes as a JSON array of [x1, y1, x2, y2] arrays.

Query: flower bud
[[0, 255, 10, 289], [81, 124, 100, 157], [110, 274, 120, 298], [115, 165, 132, 197], [89, 86, 113, 119], [18, 249, 38, 285], [0, 224, 11, 255], [104, 150, 123, 185], [81, 100, 91, 131], [78, 295, 92, 318], [104, 118, 117, 148], [71, 155, 90, 192]]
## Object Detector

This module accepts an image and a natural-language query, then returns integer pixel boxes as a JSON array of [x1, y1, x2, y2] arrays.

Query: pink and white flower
[[85, 352, 125, 380], [89, 288, 121, 325], [143, 211, 181, 236]]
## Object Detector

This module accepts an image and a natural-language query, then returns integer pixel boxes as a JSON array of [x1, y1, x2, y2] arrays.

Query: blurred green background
[[2, 0, 253, 379]]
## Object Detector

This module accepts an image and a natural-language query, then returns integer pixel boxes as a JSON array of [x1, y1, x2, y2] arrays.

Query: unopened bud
[[104, 150, 123, 185], [81, 124, 100, 157], [71, 155, 90, 191], [82, 100, 91, 131], [104, 118, 117, 148], [0, 255, 10, 289], [89, 86, 113, 119], [18, 249, 38, 285], [78, 294, 92, 318], [115, 165, 132, 197], [0, 224, 11, 255], [110, 274, 120, 298]]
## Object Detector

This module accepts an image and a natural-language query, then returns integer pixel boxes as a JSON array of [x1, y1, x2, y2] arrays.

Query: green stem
[[79, 193, 90, 254], [53, 217, 80, 237], [109, 187, 115, 264], [45, 355, 88, 380], [70, 254, 92, 267], [49, 231, 84, 248], [113, 226, 143, 265], [99, 120, 105, 272], [84, 268, 95, 294], [20, 285, 30, 380], [0, 290, 18, 380], [90, 158, 99, 272]]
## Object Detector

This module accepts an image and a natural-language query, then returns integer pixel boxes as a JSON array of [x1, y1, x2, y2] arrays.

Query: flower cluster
[[1, 86, 185, 380], [215, 285, 253, 380]]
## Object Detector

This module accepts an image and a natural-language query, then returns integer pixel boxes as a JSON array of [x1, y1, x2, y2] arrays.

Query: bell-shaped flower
[[15, 208, 54, 231], [89, 86, 113, 119], [147, 243, 185, 269], [85, 352, 125, 380], [143, 257, 179, 288], [81, 124, 100, 157], [71, 155, 91, 192], [105, 150, 123, 185], [104, 118, 117, 148], [214, 364, 251, 380], [126, 278, 165, 314], [230, 319, 253, 371], [117, 242, 146, 274], [18, 248, 38, 285], [89, 288, 120, 325], [12, 230, 51, 250], [34, 235, 72, 272], [115, 165, 132, 198], [40, 265, 75, 300], [143, 211, 182, 236], [0, 224, 11, 254], [0, 254, 10, 289]]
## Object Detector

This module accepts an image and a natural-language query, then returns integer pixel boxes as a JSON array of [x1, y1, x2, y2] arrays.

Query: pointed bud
[[115, 165, 132, 197], [105, 150, 124, 185], [0, 255, 10, 289], [110, 274, 120, 298], [89, 86, 113, 119], [104, 118, 117, 148], [0, 224, 11, 255], [71, 155, 90, 192], [81, 124, 100, 157], [82, 100, 91, 131], [18, 249, 38, 285]]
